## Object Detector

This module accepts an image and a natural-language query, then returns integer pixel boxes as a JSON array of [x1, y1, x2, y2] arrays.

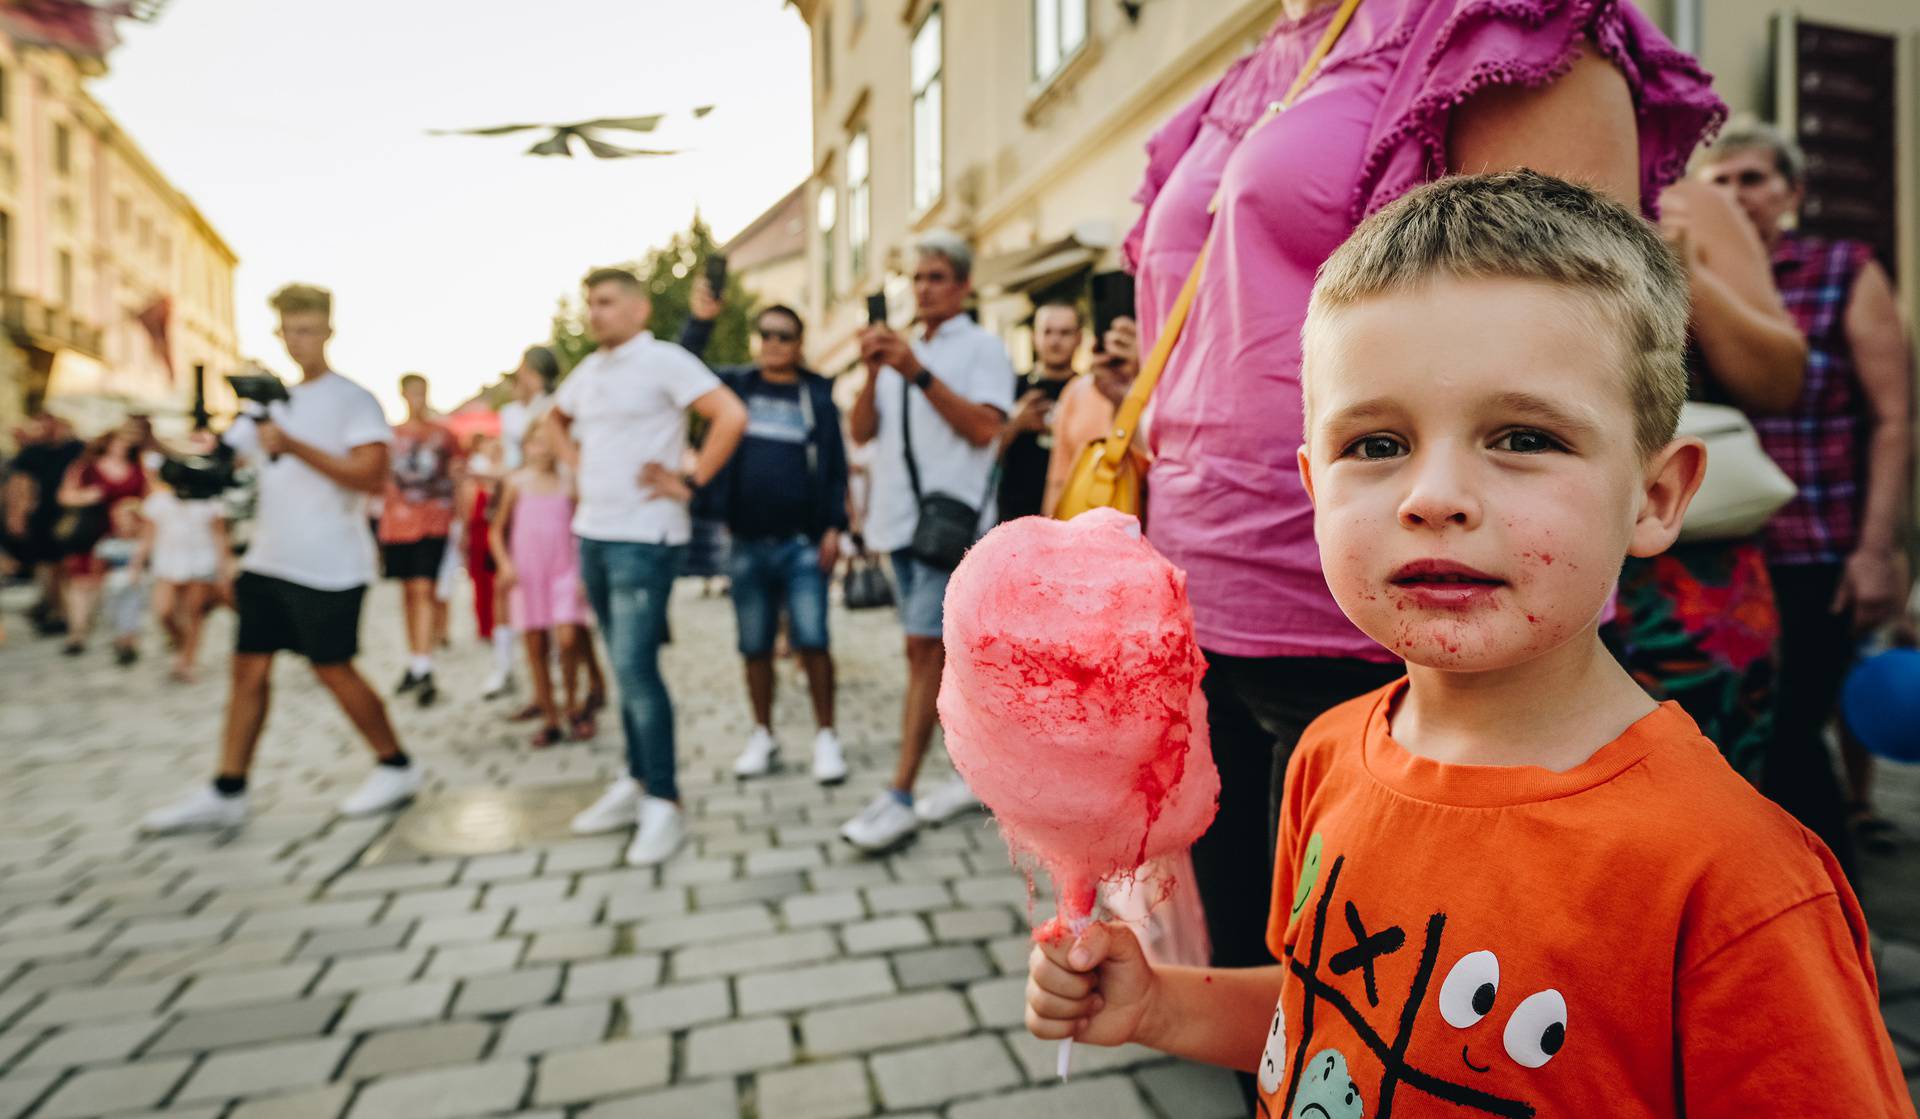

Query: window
[[0, 212, 11, 292], [52, 123, 70, 177], [1032, 0, 1088, 83], [116, 196, 129, 233], [0, 63, 9, 123], [56, 249, 72, 308], [910, 6, 943, 213], [847, 128, 870, 279], [817, 181, 838, 305]]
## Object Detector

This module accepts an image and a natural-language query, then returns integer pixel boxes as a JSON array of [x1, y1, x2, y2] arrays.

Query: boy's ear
[[1628, 436, 1707, 558], [1297, 444, 1316, 506]]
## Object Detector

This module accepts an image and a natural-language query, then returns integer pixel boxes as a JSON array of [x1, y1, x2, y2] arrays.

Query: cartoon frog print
[[1292, 1048, 1365, 1119]]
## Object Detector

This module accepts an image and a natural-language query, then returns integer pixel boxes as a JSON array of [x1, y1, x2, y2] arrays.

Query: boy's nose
[[1397, 453, 1482, 530]]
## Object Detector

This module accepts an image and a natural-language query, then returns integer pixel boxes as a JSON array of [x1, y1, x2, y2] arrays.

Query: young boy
[[97, 495, 149, 666], [1025, 172, 1915, 1116]]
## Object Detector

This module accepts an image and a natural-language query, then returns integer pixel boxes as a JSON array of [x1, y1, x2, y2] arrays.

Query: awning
[[974, 221, 1120, 295]]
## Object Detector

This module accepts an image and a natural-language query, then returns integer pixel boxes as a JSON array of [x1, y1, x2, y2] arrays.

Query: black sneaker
[[115, 647, 138, 667], [396, 671, 423, 695], [416, 674, 438, 707], [62, 641, 85, 657]]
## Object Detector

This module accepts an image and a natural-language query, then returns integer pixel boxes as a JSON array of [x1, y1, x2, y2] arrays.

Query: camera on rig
[[156, 371, 291, 500]]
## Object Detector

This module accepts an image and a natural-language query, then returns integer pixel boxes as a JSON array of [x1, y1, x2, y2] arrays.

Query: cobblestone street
[[0, 583, 1244, 1118], [0, 581, 1916, 1117]]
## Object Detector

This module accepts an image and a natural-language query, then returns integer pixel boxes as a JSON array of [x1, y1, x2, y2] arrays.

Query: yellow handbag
[[1054, 0, 1362, 521]]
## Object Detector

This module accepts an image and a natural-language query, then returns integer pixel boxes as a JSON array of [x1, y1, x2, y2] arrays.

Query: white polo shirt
[[865, 314, 1018, 554], [551, 330, 720, 545]]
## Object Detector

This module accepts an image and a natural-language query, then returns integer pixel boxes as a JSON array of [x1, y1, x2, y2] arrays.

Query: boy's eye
[[1343, 435, 1407, 460], [1492, 429, 1563, 454]]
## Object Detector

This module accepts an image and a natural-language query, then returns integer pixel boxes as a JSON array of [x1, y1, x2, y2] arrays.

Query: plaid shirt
[[1755, 232, 1876, 565]]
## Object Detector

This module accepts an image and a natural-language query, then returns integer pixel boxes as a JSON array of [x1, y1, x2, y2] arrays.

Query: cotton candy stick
[[937, 510, 1220, 1081]]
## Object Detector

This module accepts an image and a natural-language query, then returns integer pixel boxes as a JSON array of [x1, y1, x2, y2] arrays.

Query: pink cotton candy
[[938, 508, 1218, 925]]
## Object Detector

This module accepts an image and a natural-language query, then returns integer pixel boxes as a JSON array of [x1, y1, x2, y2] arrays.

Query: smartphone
[[866, 291, 889, 326], [703, 253, 728, 294], [1090, 271, 1136, 349]]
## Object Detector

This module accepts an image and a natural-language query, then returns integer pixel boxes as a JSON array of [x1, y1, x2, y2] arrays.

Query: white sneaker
[[572, 776, 641, 835], [914, 776, 981, 825], [841, 791, 919, 851], [140, 786, 248, 834], [811, 729, 848, 786], [733, 727, 779, 778], [481, 668, 514, 700], [626, 797, 685, 866], [339, 764, 424, 817]]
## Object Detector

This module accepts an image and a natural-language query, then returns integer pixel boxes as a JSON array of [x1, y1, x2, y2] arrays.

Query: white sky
[[90, 0, 814, 417]]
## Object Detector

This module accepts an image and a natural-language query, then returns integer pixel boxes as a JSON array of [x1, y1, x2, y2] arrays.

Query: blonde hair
[[1304, 170, 1690, 457], [269, 283, 332, 320]]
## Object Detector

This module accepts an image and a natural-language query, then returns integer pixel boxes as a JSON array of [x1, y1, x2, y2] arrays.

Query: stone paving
[[0, 583, 1245, 1118], [0, 581, 1916, 1117]]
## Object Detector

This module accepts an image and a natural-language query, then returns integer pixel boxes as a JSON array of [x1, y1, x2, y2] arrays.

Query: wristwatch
[[679, 471, 701, 495], [911, 367, 934, 391]]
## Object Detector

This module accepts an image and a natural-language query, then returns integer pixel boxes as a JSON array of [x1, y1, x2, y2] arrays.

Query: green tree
[[548, 213, 756, 382]]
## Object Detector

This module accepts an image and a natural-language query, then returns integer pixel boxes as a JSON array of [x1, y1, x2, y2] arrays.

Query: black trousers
[[1763, 563, 1860, 884], [1188, 652, 1404, 972]]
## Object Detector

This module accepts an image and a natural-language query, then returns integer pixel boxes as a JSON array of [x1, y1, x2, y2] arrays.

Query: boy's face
[[1300, 277, 1700, 672], [277, 310, 331, 368]]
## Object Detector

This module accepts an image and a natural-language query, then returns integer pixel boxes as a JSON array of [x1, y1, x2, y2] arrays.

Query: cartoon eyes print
[[1437, 951, 1568, 1069]]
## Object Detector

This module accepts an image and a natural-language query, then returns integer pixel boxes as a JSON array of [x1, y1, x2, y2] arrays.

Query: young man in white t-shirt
[[547, 267, 747, 866], [842, 233, 1016, 852], [142, 283, 421, 834]]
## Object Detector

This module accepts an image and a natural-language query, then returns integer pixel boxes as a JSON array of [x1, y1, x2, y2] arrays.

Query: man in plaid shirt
[[1700, 121, 1913, 853]]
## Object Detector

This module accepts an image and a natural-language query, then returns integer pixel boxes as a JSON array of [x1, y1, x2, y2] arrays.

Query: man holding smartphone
[[842, 232, 1015, 852], [143, 283, 419, 834], [996, 301, 1083, 522]]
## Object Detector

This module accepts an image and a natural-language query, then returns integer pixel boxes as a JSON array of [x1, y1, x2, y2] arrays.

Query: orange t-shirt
[[1257, 679, 1914, 1119]]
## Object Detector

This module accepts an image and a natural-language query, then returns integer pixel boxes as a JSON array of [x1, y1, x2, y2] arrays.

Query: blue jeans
[[578, 538, 684, 801], [889, 548, 951, 638], [728, 534, 830, 657]]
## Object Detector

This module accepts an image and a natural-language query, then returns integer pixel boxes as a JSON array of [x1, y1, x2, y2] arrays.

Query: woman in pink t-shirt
[[1118, 0, 1722, 988]]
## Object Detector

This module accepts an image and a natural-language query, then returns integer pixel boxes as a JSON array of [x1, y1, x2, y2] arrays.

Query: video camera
[[156, 371, 291, 500]]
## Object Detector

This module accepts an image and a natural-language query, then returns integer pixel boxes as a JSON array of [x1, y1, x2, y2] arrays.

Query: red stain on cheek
[[1526, 614, 1540, 624], [1538, 553, 1554, 565]]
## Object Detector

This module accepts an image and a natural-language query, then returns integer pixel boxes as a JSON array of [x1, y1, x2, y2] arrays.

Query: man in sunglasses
[[681, 285, 851, 786]]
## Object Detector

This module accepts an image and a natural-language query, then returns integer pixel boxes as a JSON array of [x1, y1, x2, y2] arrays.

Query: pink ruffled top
[[1125, 0, 1724, 659]]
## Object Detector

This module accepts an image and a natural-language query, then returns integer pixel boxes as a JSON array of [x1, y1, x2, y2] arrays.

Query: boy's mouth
[[1388, 560, 1506, 607]]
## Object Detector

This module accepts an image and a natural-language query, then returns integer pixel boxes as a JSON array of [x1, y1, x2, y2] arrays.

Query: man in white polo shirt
[[842, 232, 1015, 852], [548, 267, 747, 866]]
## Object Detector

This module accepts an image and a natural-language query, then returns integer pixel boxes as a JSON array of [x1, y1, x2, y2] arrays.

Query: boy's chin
[[1358, 619, 1570, 673]]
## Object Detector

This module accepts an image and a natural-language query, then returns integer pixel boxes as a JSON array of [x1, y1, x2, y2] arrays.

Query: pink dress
[[508, 488, 587, 630], [1124, 0, 1724, 659]]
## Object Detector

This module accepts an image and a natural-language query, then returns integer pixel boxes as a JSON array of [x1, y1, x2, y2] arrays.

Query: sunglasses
[[758, 328, 800, 343]]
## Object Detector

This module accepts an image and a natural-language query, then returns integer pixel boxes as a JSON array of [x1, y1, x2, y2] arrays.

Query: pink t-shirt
[[1127, 0, 1723, 659]]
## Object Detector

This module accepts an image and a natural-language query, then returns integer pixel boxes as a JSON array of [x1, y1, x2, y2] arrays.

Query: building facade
[[0, 32, 238, 439], [723, 181, 810, 317], [790, 0, 1919, 376]]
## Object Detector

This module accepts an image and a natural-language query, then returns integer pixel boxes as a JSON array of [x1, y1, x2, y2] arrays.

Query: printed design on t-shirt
[[392, 432, 454, 506], [745, 391, 809, 445], [1259, 997, 1288, 1095], [1264, 852, 1560, 1119], [1289, 832, 1325, 926]]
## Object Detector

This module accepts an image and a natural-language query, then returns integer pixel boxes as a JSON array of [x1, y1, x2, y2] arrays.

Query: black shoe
[[115, 646, 138, 667], [61, 641, 85, 657], [396, 671, 422, 695], [34, 615, 69, 637], [416, 674, 438, 707]]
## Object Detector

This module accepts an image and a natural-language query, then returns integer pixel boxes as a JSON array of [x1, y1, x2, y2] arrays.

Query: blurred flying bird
[[428, 106, 716, 159]]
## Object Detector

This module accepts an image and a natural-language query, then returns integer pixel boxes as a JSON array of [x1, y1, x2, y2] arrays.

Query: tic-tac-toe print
[[1265, 853, 1549, 1119]]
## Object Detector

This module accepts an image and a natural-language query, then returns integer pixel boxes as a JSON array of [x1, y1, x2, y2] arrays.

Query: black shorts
[[381, 537, 448, 581], [234, 572, 365, 664]]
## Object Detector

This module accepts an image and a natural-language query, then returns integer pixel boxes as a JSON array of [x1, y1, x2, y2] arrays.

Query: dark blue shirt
[[732, 379, 814, 540]]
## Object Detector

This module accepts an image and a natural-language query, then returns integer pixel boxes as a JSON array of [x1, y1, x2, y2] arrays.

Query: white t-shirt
[[226, 371, 391, 590], [551, 331, 720, 545], [498, 394, 551, 471], [865, 315, 1018, 554], [143, 490, 223, 583]]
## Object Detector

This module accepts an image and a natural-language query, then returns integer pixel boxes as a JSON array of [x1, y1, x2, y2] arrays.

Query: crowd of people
[[0, 0, 1915, 1107]]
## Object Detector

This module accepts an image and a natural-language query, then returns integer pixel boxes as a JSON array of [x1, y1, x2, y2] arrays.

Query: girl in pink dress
[[491, 426, 594, 747]]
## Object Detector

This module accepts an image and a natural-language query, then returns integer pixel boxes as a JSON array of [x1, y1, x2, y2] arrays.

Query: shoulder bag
[[1674, 401, 1797, 543], [902, 374, 995, 571], [1055, 0, 1365, 521]]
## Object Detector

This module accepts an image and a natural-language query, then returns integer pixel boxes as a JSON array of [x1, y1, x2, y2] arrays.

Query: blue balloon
[[1841, 648, 1920, 764]]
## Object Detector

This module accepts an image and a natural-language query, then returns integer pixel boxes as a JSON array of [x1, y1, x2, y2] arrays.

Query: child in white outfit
[[143, 479, 229, 680]]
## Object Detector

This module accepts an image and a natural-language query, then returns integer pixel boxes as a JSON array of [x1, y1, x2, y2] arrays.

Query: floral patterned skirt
[[1614, 540, 1781, 784]]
